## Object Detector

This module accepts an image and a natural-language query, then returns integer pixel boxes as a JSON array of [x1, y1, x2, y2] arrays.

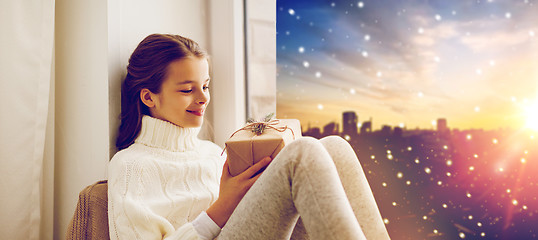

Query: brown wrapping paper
[[225, 119, 302, 176]]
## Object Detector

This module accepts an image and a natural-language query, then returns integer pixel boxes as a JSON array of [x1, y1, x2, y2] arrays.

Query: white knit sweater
[[108, 115, 224, 240]]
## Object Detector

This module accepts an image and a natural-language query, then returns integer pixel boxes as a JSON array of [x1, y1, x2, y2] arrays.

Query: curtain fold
[[0, 0, 55, 239]]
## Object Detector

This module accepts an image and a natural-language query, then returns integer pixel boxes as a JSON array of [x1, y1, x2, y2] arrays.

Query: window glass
[[277, 0, 538, 239]]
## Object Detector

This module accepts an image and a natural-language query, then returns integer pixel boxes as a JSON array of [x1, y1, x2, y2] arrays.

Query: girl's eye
[[203, 86, 210, 91], [180, 90, 192, 93]]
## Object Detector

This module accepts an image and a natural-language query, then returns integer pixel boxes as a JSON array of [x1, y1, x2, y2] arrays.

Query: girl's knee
[[320, 135, 352, 149], [286, 136, 322, 150], [279, 137, 331, 166], [319, 136, 360, 166]]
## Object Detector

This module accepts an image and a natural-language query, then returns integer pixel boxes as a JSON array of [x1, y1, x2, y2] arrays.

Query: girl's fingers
[[239, 156, 272, 180], [247, 172, 262, 186], [222, 158, 232, 179]]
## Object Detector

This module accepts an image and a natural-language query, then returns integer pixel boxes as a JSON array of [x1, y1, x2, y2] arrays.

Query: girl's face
[[143, 56, 210, 128]]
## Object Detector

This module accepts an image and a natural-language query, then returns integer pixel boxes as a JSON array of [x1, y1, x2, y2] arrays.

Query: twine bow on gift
[[246, 112, 278, 135], [234, 113, 295, 138], [221, 113, 296, 156]]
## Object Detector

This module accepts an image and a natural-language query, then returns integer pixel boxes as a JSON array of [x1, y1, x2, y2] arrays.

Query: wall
[[54, 0, 110, 238]]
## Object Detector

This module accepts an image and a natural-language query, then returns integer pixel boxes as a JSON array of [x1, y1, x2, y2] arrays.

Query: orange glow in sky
[[276, 0, 538, 131], [524, 99, 538, 131]]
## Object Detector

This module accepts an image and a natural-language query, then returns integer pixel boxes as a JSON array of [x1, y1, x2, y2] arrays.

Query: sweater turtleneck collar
[[135, 115, 201, 152]]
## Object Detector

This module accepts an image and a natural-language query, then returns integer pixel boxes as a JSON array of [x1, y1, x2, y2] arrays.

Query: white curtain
[[0, 0, 55, 239]]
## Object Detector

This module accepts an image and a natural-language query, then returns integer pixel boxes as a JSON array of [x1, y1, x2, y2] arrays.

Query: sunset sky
[[276, 0, 538, 131]]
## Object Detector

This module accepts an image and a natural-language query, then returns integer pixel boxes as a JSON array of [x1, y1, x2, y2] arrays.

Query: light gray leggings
[[218, 136, 390, 240]]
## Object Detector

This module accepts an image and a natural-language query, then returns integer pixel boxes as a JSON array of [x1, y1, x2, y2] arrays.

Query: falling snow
[[277, 1, 538, 238], [288, 9, 295, 16]]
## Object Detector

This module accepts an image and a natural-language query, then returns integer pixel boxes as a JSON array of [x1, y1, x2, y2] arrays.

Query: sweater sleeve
[[108, 154, 201, 240], [192, 211, 221, 240]]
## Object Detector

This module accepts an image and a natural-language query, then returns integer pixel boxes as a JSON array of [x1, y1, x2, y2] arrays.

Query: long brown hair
[[116, 34, 208, 150]]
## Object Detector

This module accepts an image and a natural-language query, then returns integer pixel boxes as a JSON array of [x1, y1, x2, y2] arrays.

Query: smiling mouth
[[186, 110, 204, 116]]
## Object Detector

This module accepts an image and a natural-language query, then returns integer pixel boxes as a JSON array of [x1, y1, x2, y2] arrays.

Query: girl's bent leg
[[319, 136, 391, 240], [218, 137, 366, 240]]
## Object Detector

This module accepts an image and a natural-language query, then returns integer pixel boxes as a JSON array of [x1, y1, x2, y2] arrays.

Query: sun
[[524, 101, 538, 131]]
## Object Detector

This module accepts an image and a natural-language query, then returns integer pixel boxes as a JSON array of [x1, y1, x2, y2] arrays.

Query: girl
[[108, 34, 390, 240]]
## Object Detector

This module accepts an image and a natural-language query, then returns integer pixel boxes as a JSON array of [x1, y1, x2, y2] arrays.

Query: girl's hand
[[206, 156, 272, 228]]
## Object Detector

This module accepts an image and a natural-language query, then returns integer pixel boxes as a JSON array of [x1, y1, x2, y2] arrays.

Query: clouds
[[277, 0, 538, 129], [460, 26, 534, 52]]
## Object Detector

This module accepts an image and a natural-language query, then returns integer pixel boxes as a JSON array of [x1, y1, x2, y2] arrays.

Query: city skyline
[[276, 0, 538, 131], [301, 110, 483, 137]]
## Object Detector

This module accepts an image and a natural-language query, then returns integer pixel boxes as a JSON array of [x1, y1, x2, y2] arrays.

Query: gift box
[[225, 118, 302, 176]]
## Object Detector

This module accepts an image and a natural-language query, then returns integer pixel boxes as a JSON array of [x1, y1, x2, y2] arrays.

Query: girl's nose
[[196, 90, 209, 104]]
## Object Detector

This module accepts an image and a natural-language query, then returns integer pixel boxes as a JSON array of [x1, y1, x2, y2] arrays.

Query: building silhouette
[[309, 127, 321, 139], [437, 118, 448, 133], [393, 126, 403, 138], [380, 125, 391, 136], [360, 120, 372, 134], [323, 122, 339, 137], [437, 118, 450, 138], [343, 111, 358, 137]]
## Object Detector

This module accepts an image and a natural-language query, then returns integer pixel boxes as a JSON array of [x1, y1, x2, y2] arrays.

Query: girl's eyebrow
[[176, 80, 194, 85], [175, 78, 210, 85]]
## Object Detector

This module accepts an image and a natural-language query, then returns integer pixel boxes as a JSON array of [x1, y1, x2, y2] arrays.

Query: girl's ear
[[140, 89, 156, 108]]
